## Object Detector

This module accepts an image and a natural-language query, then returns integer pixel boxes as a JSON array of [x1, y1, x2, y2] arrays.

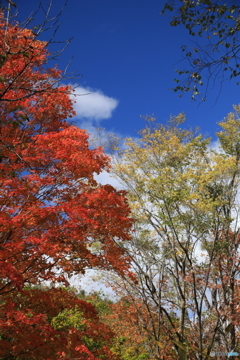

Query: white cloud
[[209, 139, 221, 152], [72, 86, 119, 120], [94, 170, 125, 189], [69, 270, 117, 299]]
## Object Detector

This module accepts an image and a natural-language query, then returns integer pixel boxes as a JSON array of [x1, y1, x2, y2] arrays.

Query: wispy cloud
[[73, 86, 119, 121]]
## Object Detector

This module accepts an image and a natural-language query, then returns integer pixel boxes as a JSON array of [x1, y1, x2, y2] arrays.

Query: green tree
[[79, 292, 151, 360], [162, 0, 240, 100]]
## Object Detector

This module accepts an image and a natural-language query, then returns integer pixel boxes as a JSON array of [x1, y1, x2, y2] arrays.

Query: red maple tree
[[1, 287, 120, 360], [0, 13, 132, 359]]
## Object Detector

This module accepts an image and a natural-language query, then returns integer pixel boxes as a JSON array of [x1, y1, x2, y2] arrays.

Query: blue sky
[[15, 0, 240, 294], [17, 0, 240, 141]]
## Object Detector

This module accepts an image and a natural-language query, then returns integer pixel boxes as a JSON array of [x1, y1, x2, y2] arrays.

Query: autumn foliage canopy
[[0, 13, 132, 359]]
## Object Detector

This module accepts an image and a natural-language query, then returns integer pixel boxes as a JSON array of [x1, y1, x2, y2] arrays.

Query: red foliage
[[0, 14, 132, 359], [0, 287, 119, 360], [0, 13, 132, 294]]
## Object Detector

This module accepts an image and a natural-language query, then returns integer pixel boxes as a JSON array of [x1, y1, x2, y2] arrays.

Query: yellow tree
[[107, 110, 240, 360]]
